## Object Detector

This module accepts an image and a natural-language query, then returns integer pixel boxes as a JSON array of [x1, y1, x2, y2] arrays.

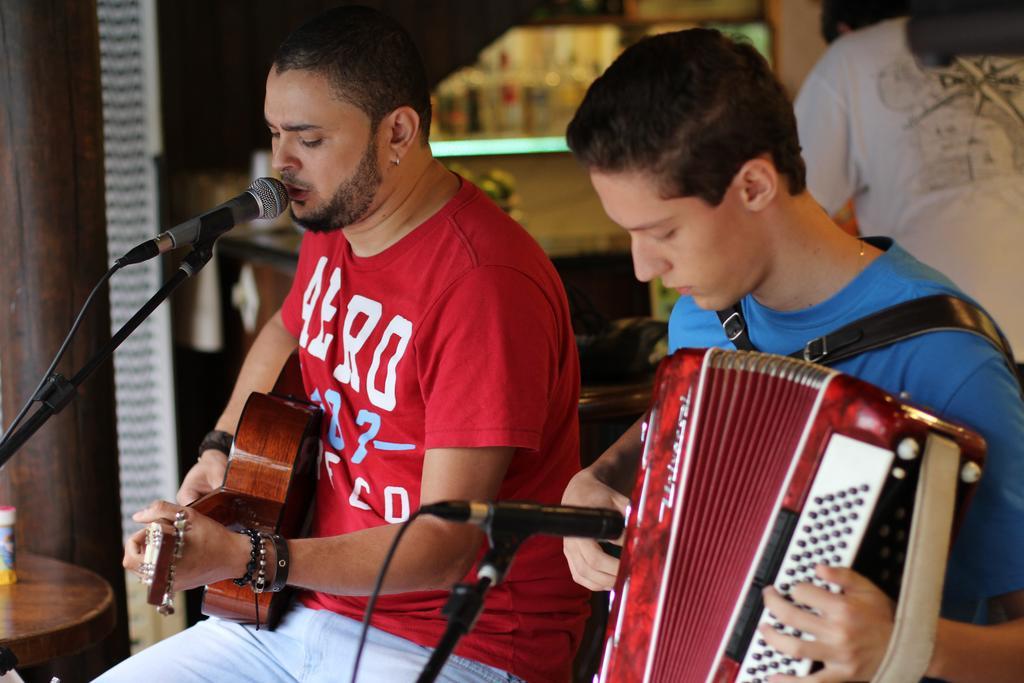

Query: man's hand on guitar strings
[[561, 468, 630, 591], [758, 565, 895, 683], [125, 501, 252, 591], [177, 450, 229, 505]]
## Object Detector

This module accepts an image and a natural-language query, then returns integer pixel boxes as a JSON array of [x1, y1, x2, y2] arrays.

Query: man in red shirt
[[104, 6, 588, 682]]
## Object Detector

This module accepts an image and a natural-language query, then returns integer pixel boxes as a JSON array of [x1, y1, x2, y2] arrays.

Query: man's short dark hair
[[273, 5, 431, 142], [566, 29, 806, 206], [821, 0, 909, 43]]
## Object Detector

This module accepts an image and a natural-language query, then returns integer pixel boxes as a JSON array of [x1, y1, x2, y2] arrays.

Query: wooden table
[[0, 553, 116, 667]]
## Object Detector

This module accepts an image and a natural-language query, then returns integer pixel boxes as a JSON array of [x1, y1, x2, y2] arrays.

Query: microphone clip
[[477, 529, 525, 586]]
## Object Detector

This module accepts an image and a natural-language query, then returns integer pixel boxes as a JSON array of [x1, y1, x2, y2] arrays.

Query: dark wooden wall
[[157, 0, 546, 174], [0, 0, 130, 680]]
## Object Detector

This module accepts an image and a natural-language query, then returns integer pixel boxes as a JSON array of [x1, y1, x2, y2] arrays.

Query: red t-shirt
[[279, 179, 589, 682]]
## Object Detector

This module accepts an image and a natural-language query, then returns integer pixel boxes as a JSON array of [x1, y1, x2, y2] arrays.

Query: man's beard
[[289, 137, 382, 233]]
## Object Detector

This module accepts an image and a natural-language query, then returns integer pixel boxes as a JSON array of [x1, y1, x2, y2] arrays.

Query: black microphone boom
[[419, 501, 625, 539], [116, 177, 289, 266]]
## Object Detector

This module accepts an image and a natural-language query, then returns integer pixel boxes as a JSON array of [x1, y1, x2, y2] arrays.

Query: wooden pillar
[[0, 0, 130, 680]]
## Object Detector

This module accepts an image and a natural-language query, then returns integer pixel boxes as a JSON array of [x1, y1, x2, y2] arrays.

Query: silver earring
[[391, 158, 400, 167]]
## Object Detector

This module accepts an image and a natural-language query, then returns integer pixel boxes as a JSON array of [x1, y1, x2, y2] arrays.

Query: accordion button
[[961, 461, 982, 484], [897, 438, 920, 460]]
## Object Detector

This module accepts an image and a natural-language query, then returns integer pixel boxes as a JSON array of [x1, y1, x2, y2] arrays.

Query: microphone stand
[[0, 242, 216, 467], [416, 532, 525, 683]]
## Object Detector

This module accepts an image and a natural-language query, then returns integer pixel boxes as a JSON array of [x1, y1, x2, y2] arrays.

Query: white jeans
[[94, 604, 523, 683]]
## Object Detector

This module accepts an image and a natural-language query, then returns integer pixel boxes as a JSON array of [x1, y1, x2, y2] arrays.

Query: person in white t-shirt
[[795, 0, 1024, 377]]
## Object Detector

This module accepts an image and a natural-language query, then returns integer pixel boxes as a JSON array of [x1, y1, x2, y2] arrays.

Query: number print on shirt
[[310, 388, 345, 450], [352, 410, 380, 465]]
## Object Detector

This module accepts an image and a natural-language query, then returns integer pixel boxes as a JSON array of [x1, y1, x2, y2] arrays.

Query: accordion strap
[[717, 294, 1020, 391], [874, 432, 961, 682], [715, 303, 756, 351]]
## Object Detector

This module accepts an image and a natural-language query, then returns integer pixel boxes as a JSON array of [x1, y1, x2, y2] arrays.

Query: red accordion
[[600, 348, 985, 683]]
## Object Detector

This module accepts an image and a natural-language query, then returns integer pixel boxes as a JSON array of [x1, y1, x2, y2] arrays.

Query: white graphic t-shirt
[[795, 17, 1024, 359]]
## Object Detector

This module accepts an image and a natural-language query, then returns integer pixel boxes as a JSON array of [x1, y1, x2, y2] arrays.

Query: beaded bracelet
[[233, 528, 262, 587], [253, 534, 268, 595]]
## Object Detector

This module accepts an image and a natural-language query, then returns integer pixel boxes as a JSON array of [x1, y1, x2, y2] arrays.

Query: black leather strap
[[716, 294, 1019, 393], [716, 303, 757, 351], [198, 429, 233, 460], [263, 533, 290, 593], [788, 295, 1020, 392]]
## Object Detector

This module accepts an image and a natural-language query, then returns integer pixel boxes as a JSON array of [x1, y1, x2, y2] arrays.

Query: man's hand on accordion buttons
[[561, 468, 630, 591], [758, 565, 895, 683]]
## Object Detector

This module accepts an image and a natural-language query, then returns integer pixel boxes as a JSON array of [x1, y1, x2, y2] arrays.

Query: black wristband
[[262, 533, 290, 593], [198, 429, 233, 460]]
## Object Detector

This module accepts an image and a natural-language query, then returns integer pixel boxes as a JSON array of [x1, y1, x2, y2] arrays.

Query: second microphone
[[419, 501, 625, 539]]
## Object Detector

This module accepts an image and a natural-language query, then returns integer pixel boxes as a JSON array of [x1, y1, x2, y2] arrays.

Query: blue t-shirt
[[667, 238, 1024, 622]]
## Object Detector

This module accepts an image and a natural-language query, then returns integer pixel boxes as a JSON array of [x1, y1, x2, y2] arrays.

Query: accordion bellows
[[600, 348, 985, 683]]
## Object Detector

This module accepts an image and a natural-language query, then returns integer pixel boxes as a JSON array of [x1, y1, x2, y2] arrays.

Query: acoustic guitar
[[141, 355, 321, 628]]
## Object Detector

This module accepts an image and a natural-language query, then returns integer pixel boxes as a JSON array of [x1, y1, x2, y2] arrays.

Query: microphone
[[116, 177, 289, 266], [419, 501, 625, 539]]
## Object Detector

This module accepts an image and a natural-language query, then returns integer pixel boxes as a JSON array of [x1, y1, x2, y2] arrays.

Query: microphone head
[[247, 177, 289, 219]]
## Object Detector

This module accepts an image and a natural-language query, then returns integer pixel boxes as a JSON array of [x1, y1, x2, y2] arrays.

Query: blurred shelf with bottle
[[428, 1, 776, 324], [429, 16, 771, 145]]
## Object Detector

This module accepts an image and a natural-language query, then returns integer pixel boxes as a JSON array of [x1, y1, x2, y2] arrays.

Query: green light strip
[[430, 136, 570, 157]]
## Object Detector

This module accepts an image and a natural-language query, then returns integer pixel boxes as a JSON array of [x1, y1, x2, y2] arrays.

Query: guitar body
[[190, 355, 321, 628]]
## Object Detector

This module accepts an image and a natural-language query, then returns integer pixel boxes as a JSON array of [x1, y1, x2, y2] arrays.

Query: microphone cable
[[0, 262, 122, 449], [348, 510, 422, 683]]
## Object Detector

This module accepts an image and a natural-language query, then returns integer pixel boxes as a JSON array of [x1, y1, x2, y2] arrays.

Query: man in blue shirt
[[561, 28, 1024, 682]]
